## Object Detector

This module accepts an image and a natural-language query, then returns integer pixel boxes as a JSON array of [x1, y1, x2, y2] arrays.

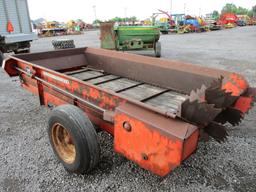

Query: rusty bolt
[[142, 153, 148, 160], [123, 121, 132, 132]]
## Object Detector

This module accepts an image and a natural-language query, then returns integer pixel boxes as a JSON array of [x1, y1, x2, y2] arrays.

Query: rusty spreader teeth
[[244, 87, 256, 103], [215, 107, 243, 126], [205, 76, 238, 108], [188, 85, 207, 102], [215, 87, 256, 126], [204, 122, 228, 143], [181, 100, 221, 125]]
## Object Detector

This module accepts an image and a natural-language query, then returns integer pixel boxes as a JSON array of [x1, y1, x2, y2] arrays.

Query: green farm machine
[[100, 22, 161, 57]]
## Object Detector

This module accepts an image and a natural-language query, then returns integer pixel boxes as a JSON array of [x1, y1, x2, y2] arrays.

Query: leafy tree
[[111, 17, 123, 22], [110, 16, 137, 22], [248, 10, 253, 17], [253, 5, 256, 17], [221, 3, 237, 14], [221, 3, 254, 17], [130, 16, 137, 22], [93, 19, 102, 24], [212, 10, 220, 19], [236, 6, 249, 15]]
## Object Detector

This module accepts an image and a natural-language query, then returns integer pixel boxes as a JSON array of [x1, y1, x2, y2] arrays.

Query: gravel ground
[[0, 26, 256, 192]]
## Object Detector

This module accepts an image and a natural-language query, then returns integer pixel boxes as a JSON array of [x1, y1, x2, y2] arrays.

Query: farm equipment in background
[[218, 13, 238, 29], [40, 21, 67, 37], [177, 16, 208, 33], [100, 22, 161, 57], [152, 9, 175, 34], [236, 20, 246, 27], [252, 17, 256, 25], [237, 15, 253, 26], [3, 47, 255, 176], [156, 18, 171, 34], [52, 39, 75, 50], [205, 13, 222, 31], [66, 20, 82, 35]]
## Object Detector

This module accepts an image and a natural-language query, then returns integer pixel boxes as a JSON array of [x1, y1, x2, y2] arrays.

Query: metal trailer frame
[[3, 47, 255, 176]]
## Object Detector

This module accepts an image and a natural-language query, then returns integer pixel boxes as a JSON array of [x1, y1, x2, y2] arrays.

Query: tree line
[[212, 3, 256, 19], [93, 17, 137, 24]]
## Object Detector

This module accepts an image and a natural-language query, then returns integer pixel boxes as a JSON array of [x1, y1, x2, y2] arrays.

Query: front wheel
[[0, 51, 3, 67], [154, 42, 161, 58], [48, 104, 100, 174]]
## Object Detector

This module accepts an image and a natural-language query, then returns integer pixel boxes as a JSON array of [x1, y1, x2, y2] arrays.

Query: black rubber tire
[[154, 42, 161, 58], [161, 31, 168, 35], [48, 104, 100, 174], [52, 39, 75, 50], [0, 51, 3, 67]]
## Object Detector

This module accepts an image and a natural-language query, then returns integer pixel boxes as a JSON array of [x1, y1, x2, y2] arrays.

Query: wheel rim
[[51, 123, 76, 164]]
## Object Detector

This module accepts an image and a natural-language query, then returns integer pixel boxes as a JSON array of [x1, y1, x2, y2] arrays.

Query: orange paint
[[114, 103, 199, 176], [222, 74, 248, 96], [229, 73, 248, 90], [222, 81, 241, 96], [7, 21, 14, 33], [234, 96, 253, 114], [89, 89, 100, 99]]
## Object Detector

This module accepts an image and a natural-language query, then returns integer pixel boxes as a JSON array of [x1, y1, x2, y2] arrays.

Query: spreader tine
[[181, 100, 221, 125], [204, 122, 228, 143], [245, 87, 256, 101], [188, 84, 207, 102], [206, 77, 238, 108], [215, 108, 243, 126]]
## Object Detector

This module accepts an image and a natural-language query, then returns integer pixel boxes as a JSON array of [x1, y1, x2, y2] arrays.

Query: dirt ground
[[0, 26, 256, 192]]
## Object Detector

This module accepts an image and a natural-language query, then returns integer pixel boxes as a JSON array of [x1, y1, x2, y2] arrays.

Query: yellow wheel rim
[[51, 123, 76, 164]]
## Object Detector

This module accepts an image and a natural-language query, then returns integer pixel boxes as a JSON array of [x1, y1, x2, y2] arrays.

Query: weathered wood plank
[[145, 91, 187, 111], [70, 70, 104, 80], [87, 75, 118, 84], [98, 78, 138, 92], [120, 84, 166, 101]]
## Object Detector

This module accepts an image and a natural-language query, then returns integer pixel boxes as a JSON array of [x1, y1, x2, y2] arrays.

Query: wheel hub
[[51, 123, 76, 164]]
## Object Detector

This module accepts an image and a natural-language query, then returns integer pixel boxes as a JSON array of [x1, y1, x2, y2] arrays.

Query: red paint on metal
[[219, 13, 238, 25], [222, 74, 248, 96], [222, 81, 241, 96], [234, 96, 253, 114], [21, 76, 115, 135], [114, 103, 198, 176], [182, 130, 199, 161], [229, 73, 248, 90], [7, 21, 14, 33]]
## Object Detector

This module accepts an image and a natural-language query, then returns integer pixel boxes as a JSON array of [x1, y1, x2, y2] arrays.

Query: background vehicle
[[0, 0, 37, 66]]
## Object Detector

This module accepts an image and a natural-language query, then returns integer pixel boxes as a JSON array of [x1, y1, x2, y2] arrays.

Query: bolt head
[[123, 121, 132, 132]]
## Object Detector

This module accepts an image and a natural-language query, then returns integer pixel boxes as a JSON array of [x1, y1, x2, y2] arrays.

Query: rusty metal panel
[[100, 22, 116, 50], [14, 48, 88, 71], [84, 47, 232, 94], [114, 103, 199, 176]]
